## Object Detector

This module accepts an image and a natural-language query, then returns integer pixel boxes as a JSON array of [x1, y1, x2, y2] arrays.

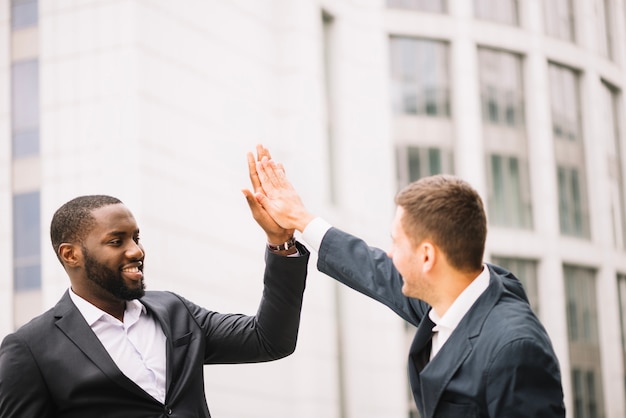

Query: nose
[[126, 240, 144, 260]]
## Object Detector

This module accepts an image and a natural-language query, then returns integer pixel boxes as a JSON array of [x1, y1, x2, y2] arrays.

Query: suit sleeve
[[485, 338, 565, 417], [317, 227, 426, 325], [0, 333, 55, 418], [181, 243, 309, 364]]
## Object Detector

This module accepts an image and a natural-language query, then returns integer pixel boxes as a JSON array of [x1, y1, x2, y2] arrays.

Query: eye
[[133, 235, 141, 244], [108, 239, 122, 246]]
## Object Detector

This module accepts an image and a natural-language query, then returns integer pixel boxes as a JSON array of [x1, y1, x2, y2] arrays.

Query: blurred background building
[[2, 0, 626, 417]]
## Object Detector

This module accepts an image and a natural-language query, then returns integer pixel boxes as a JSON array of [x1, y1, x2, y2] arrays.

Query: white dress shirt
[[301, 217, 490, 360], [69, 289, 167, 403], [428, 266, 489, 359]]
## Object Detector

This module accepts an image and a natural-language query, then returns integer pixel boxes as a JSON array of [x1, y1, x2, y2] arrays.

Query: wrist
[[267, 235, 296, 252], [293, 212, 316, 233]]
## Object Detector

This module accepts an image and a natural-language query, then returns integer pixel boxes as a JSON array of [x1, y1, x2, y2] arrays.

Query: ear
[[58, 243, 82, 268], [420, 241, 436, 272]]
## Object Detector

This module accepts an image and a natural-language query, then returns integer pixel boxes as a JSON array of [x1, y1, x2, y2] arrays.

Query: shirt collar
[[69, 288, 145, 326], [430, 264, 490, 332]]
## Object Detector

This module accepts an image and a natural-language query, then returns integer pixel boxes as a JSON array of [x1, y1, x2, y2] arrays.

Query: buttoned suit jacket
[[317, 228, 565, 418], [0, 246, 309, 418]]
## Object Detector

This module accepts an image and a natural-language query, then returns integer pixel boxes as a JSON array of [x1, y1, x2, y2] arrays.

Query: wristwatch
[[267, 236, 297, 251]]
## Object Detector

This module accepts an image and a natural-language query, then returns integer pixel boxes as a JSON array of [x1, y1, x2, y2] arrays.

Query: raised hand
[[253, 153, 315, 233], [247, 144, 272, 196], [242, 145, 294, 245]]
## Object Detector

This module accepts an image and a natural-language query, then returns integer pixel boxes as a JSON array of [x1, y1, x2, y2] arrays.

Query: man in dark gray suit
[[246, 145, 565, 418], [0, 194, 309, 417]]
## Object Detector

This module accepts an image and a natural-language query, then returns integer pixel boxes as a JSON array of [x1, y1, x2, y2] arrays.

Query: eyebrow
[[105, 229, 140, 238]]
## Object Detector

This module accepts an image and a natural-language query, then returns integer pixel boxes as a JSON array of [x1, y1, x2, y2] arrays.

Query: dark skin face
[[58, 203, 145, 322]]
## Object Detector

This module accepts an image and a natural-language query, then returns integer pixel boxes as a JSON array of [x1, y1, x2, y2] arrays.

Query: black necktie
[[412, 314, 436, 371]]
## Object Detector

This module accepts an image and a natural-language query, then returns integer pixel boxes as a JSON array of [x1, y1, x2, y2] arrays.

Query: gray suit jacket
[[0, 246, 309, 418], [318, 227, 565, 418]]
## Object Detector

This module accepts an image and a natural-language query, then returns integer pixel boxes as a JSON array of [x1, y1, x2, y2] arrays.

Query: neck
[[71, 285, 126, 322], [430, 266, 483, 317]]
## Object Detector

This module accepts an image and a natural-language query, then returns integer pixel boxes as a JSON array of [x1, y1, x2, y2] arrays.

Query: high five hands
[[242, 144, 315, 237]]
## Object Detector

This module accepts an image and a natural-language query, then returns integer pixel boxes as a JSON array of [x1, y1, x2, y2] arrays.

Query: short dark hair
[[50, 195, 122, 262], [395, 174, 487, 272]]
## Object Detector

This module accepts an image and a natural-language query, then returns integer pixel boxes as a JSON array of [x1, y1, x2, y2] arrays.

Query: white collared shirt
[[428, 266, 490, 359], [301, 217, 490, 359], [69, 289, 167, 403]]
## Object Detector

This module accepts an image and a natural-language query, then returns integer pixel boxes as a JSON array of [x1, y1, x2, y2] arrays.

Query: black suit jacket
[[318, 228, 565, 418], [0, 246, 309, 418]]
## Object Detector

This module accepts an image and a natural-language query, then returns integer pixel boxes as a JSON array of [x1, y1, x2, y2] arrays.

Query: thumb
[[242, 189, 261, 211], [254, 191, 269, 208]]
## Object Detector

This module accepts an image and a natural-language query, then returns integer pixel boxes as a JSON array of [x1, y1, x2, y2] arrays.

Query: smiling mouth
[[121, 262, 143, 280]]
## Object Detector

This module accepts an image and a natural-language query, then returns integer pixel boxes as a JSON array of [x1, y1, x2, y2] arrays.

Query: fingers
[[243, 188, 275, 226], [256, 157, 289, 192], [255, 158, 278, 193], [256, 144, 272, 162], [247, 152, 263, 193], [258, 157, 276, 187]]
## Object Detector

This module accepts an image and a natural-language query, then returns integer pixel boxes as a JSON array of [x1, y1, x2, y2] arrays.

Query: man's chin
[[119, 282, 146, 300], [126, 289, 145, 300], [401, 284, 418, 299]]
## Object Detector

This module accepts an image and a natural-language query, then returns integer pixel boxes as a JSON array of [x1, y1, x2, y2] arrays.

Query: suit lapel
[[53, 291, 158, 401], [418, 271, 505, 418], [419, 333, 473, 418]]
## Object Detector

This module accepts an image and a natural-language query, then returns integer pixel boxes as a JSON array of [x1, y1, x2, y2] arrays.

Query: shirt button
[[165, 406, 172, 415]]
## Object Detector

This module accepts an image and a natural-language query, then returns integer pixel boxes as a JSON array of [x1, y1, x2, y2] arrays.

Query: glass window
[[487, 154, 533, 228], [11, 59, 40, 158], [599, 82, 626, 249], [478, 48, 532, 229], [11, 0, 38, 30], [549, 64, 590, 239], [478, 48, 524, 128], [387, 0, 446, 13], [596, 0, 613, 59], [557, 166, 590, 238], [13, 191, 41, 291], [491, 257, 539, 315], [564, 265, 604, 418], [565, 266, 598, 343], [544, 0, 575, 41], [390, 37, 450, 117], [474, 0, 518, 25], [396, 146, 453, 186], [618, 273, 626, 401], [549, 64, 580, 142]]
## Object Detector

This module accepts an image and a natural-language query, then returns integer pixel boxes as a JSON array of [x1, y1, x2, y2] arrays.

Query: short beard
[[82, 247, 145, 300]]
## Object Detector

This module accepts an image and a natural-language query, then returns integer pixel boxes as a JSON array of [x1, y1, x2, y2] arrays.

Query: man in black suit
[[247, 145, 565, 417], [0, 193, 309, 417]]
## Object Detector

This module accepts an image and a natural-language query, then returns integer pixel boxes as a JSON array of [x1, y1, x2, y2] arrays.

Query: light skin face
[[388, 206, 483, 316], [58, 203, 145, 321], [387, 206, 436, 301]]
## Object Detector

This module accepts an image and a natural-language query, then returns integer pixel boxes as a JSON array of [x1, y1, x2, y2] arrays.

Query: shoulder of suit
[[5, 304, 58, 341], [140, 290, 187, 306]]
